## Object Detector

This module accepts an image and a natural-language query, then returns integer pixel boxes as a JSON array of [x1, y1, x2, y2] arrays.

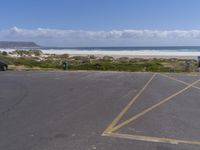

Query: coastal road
[[1, 71, 200, 150]]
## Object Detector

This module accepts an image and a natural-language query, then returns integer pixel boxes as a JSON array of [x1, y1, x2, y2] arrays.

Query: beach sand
[[41, 50, 200, 59], [1, 49, 200, 59]]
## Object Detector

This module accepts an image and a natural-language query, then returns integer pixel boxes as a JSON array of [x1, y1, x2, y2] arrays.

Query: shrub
[[2, 51, 8, 56], [12, 50, 43, 56], [102, 56, 114, 61]]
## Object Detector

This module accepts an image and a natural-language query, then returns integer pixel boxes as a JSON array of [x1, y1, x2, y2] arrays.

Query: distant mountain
[[0, 41, 40, 48]]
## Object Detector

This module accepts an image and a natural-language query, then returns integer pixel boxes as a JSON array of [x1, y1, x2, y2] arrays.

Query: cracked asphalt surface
[[1, 71, 200, 150]]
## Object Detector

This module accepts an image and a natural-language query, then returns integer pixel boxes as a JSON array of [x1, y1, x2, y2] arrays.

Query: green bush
[[0, 54, 197, 72], [12, 50, 43, 56]]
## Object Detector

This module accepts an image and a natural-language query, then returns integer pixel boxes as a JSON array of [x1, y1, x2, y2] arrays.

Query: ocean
[[24, 46, 200, 52], [1, 46, 200, 57], [2, 46, 200, 51]]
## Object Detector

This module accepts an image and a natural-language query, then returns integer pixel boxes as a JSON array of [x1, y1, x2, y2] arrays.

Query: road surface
[[1, 71, 200, 150]]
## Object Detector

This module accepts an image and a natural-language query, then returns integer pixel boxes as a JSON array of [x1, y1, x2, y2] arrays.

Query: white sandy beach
[[1, 48, 200, 59], [40, 50, 200, 59]]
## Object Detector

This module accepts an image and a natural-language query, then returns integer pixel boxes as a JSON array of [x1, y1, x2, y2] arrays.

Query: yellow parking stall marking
[[103, 73, 157, 134], [103, 132, 200, 146], [110, 78, 200, 132], [103, 73, 200, 145], [159, 73, 200, 90]]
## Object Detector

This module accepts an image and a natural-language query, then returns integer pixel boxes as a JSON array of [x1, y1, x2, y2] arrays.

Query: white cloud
[[1, 27, 200, 46]]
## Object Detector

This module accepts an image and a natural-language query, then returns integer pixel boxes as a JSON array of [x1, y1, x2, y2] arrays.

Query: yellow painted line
[[110, 79, 200, 132], [103, 132, 200, 145], [159, 73, 200, 90], [103, 73, 157, 134]]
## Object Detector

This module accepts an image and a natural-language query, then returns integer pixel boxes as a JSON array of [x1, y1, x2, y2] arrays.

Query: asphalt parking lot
[[1, 71, 200, 150]]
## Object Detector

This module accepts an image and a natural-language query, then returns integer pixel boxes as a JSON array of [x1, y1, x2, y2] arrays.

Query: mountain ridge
[[0, 41, 40, 48]]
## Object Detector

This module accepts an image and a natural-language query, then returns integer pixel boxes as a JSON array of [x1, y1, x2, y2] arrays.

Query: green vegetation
[[68, 57, 197, 72], [10, 50, 43, 56], [0, 51, 8, 56], [0, 50, 198, 72]]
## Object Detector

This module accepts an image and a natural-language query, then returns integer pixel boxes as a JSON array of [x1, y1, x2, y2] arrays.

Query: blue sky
[[1, 0, 200, 46]]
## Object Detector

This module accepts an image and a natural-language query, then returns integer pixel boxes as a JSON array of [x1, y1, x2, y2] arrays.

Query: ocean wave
[[1, 47, 200, 57]]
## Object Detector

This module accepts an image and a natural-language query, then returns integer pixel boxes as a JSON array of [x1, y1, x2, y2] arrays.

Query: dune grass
[[0, 50, 198, 72]]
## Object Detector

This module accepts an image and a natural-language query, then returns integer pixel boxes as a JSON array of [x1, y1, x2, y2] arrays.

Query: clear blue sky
[[1, 0, 200, 46], [1, 0, 200, 30]]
